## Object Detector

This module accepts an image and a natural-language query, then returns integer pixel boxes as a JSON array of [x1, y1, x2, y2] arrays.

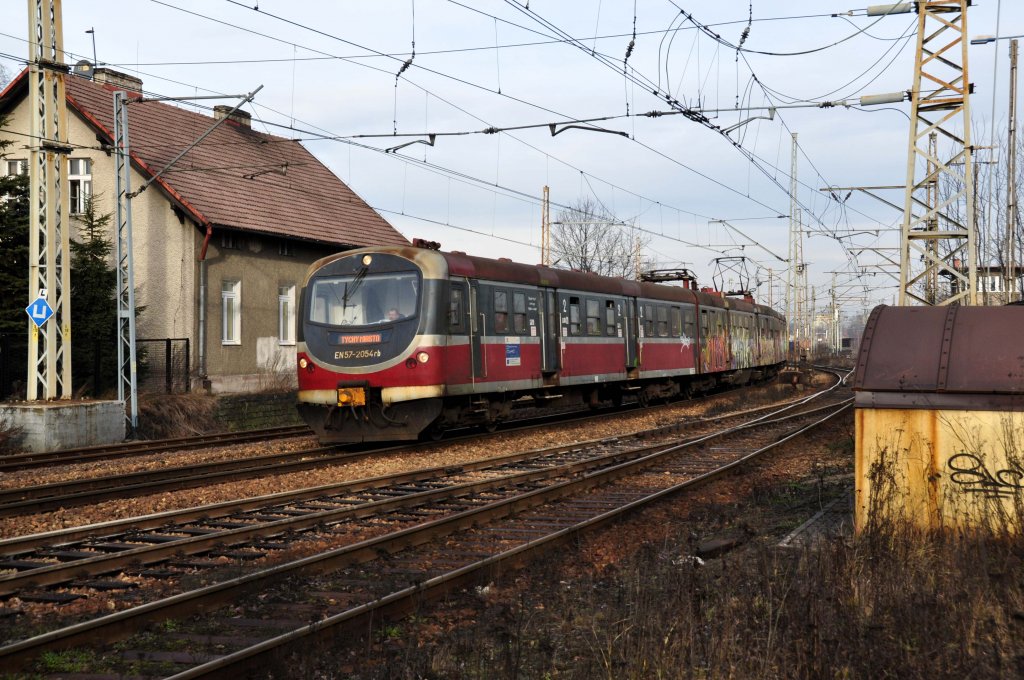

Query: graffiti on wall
[[730, 326, 753, 369], [947, 453, 1024, 498], [701, 329, 729, 372]]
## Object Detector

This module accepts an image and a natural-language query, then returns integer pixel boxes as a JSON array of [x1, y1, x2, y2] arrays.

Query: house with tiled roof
[[0, 67, 408, 393]]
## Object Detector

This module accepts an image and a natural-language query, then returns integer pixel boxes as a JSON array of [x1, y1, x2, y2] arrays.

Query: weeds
[[325, 423, 1024, 680], [136, 392, 218, 439]]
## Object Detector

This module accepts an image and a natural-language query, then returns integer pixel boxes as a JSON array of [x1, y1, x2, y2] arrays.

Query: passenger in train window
[[387, 307, 403, 321]]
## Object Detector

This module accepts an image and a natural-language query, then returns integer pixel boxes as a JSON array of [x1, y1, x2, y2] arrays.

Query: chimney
[[92, 67, 142, 93], [213, 105, 252, 128]]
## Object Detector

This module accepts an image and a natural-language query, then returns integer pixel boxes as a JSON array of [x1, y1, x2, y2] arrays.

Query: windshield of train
[[308, 271, 419, 326]]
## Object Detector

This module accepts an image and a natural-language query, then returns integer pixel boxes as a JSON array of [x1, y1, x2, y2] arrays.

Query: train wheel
[[424, 422, 446, 441], [637, 391, 651, 408], [484, 420, 499, 433]]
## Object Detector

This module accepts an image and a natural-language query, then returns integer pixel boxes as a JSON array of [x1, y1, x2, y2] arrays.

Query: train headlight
[[417, 351, 430, 364], [361, 255, 373, 266], [298, 357, 308, 369]]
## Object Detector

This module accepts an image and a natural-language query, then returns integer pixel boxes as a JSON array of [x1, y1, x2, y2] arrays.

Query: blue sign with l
[[25, 297, 53, 327]]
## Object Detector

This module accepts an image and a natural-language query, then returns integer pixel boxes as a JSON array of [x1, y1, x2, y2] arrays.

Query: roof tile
[[62, 74, 407, 248]]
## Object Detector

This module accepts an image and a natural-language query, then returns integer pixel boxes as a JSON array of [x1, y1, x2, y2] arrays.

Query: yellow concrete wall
[[856, 407, 1024, 532]]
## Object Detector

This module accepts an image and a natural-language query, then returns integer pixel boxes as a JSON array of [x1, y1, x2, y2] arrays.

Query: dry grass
[[303, 429, 1024, 680], [135, 392, 220, 439]]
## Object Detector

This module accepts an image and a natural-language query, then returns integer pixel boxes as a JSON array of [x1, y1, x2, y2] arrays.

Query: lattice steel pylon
[[113, 92, 139, 431], [899, 0, 976, 306], [26, 0, 72, 400]]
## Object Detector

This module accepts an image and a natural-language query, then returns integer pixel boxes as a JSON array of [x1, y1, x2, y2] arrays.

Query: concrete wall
[[1, 401, 125, 451]]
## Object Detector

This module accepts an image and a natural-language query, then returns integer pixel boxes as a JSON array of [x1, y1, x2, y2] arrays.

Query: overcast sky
[[2, 1, 1021, 315]]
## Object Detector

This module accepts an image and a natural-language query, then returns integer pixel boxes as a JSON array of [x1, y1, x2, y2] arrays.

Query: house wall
[[2, 89, 352, 394], [199, 233, 338, 393], [2, 96, 195, 349]]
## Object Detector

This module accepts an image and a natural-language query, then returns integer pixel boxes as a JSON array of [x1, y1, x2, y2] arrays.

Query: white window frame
[[2, 159, 27, 205], [4, 159, 27, 176], [68, 158, 92, 214], [278, 284, 296, 345], [222, 280, 241, 345]]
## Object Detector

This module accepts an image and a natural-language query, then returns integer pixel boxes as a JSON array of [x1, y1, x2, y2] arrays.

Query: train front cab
[[296, 247, 449, 442]]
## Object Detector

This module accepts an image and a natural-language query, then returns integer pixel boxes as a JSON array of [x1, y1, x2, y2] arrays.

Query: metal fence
[[137, 338, 191, 394], [0, 335, 190, 399]]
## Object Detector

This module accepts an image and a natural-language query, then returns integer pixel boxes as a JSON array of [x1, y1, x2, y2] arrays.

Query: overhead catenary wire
[[0, 3, 901, 283]]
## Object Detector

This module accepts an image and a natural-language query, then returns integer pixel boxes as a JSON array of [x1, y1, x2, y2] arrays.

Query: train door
[[624, 298, 638, 368], [469, 283, 484, 380], [449, 279, 472, 381], [540, 288, 560, 372]]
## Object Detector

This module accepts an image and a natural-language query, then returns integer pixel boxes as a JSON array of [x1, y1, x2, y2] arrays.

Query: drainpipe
[[198, 223, 213, 384]]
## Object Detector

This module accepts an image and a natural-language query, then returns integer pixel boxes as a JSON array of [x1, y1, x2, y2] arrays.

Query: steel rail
[[0, 384, 841, 596], [171, 400, 853, 680], [0, 425, 312, 473], [0, 377, 833, 517], [0, 371, 849, 671]]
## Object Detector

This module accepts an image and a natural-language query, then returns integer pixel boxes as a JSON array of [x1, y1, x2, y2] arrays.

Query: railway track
[[0, 370, 850, 676], [0, 379, 824, 518], [0, 382, 836, 598], [0, 425, 313, 474]]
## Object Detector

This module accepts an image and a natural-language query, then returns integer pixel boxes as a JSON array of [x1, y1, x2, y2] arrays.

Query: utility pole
[[830, 272, 838, 355], [926, 131, 939, 304], [26, 0, 72, 400], [1007, 39, 1018, 302], [540, 185, 551, 266], [114, 86, 261, 433], [899, 0, 976, 306], [787, 133, 799, 363]]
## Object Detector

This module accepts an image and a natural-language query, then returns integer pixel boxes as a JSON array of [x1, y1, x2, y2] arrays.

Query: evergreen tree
[[0, 113, 29, 396], [70, 193, 118, 396]]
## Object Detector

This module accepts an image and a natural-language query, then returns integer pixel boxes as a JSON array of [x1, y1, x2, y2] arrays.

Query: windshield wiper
[[344, 266, 368, 305]]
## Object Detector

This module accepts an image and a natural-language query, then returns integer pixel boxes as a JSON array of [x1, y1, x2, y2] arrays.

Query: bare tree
[[552, 198, 650, 278], [935, 122, 1024, 301], [0, 64, 10, 90]]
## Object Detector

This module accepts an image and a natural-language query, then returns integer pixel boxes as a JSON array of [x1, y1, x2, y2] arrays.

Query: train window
[[670, 307, 681, 337], [605, 301, 616, 335], [683, 309, 695, 339], [643, 303, 655, 337], [494, 290, 509, 333], [569, 296, 581, 335], [700, 309, 709, 336], [586, 299, 601, 335], [309, 271, 419, 326], [657, 306, 669, 337], [449, 287, 465, 332], [513, 292, 527, 334]]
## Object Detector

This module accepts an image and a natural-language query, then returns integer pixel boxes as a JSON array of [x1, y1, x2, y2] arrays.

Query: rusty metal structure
[[26, 0, 72, 399], [853, 305, 1024, 531], [899, 0, 977, 306]]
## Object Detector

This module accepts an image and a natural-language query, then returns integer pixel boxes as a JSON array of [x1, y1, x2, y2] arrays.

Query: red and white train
[[296, 243, 785, 443]]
